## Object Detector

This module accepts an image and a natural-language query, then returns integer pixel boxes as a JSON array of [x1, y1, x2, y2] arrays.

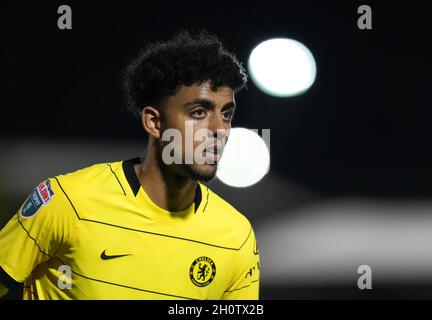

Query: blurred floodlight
[[248, 38, 317, 97], [216, 127, 270, 188]]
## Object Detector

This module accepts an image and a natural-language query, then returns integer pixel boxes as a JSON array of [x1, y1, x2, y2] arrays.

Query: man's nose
[[208, 112, 227, 135]]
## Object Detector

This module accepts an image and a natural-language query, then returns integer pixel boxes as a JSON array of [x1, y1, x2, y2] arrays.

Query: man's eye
[[222, 110, 234, 120], [190, 109, 206, 118]]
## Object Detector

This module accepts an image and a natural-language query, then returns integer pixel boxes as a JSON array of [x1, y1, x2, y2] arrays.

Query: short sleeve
[[0, 178, 74, 282], [222, 227, 260, 300]]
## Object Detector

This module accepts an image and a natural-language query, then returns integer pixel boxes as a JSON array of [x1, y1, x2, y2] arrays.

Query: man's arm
[[0, 282, 8, 298], [0, 266, 22, 300], [0, 178, 73, 300], [222, 227, 260, 300]]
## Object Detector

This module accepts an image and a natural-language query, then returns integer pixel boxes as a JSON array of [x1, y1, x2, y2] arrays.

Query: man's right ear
[[140, 106, 161, 139]]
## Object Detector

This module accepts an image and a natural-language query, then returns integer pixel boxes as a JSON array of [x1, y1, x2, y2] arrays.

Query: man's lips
[[203, 145, 223, 162], [204, 144, 223, 154]]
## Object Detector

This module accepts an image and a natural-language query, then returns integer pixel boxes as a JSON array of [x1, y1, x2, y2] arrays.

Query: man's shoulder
[[201, 184, 254, 243], [52, 161, 122, 190], [55, 160, 123, 185], [48, 160, 125, 213], [16, 161, 122, 224]]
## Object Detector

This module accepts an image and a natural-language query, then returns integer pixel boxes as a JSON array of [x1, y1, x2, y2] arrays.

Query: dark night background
[[0, 1, 430, 299]]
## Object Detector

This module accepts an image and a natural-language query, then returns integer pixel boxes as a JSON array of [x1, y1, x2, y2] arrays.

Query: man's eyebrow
[[183, 98, 236, 110], [183, 98, 215, 109], [221, 101, 236, 111]]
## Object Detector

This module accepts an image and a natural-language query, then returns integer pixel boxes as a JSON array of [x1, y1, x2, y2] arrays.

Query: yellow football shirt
[[0, 158, 260, 300]]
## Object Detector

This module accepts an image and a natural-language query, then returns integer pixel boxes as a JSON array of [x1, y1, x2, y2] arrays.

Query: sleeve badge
[[20, 180, 55, 218]]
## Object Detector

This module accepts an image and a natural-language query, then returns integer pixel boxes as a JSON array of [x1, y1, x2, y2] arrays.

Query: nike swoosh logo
[[100, 249, 131, 260]]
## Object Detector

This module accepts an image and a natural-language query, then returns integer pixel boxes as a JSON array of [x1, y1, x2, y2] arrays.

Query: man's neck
[[133, 145, 197, 212]]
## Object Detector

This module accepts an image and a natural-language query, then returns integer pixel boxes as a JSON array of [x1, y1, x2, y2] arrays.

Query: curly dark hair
[[123, 30, 248, 117]]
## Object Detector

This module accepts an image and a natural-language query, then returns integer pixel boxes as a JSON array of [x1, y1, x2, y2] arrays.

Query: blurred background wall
[[0, 1, 429, 298]]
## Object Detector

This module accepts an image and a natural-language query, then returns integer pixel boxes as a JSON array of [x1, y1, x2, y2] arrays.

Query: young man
[[0, 31, 260, 300]]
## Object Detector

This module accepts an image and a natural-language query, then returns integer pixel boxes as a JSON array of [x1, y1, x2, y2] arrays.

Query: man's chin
[[183, 164, 217, 182]]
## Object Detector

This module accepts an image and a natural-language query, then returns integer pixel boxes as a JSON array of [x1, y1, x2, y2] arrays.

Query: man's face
[[159, 80, 235, 181]]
